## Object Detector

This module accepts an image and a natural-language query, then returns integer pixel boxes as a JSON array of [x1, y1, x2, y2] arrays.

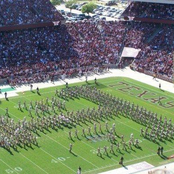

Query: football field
[[0, 77, 174, 174]]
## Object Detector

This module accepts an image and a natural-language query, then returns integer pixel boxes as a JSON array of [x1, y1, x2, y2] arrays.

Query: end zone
[[99, 161, 154, 174]]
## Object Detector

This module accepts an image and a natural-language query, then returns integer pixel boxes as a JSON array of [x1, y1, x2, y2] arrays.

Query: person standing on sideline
[[4, 92, 7, 100], [94, 78, 97, 84], [66, 82, 68, 88], [30, 84, 33, 91], [159, 83, 161, 89], [36, 87, 40, 95]]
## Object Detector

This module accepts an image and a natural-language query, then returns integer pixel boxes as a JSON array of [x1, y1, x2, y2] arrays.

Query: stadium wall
[[0, 21, 62, 32], [133, 17, 174, 25], [131, 0, 174, 4], [134, 68, 173, 83]]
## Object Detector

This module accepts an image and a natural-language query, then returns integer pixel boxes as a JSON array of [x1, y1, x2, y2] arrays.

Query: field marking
[[83, 148, 174, 174], [6, 79, 174, 124], [16, 94, 174, 155], [19, 153, 49, 174], [2, 84, 174, 173], [0, 159, 19, 174], [116, 119, 174, 149], [0, 78, 116, 102], [83, 163, 116, 174], [17, 95, 105, 167], [63, 131, 121, 162], [106, 81, 174, 115], [63, 129, 140, 162], [0, 107, 20, 121], [106, 79, 174, 100], [40, 148, 76, 173], [3, 95, 174, 153], [0, 102, 76, 173], [44, 134, 99, 169], [5, 101, 174, 173]]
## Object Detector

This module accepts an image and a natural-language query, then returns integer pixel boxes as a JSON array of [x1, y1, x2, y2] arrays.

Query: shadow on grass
[[135, 146, 143, 151], [122, 164, 128, 169], [70, 151, 78, 157], [117, 150, 124, 155], [3, 147, 13, 155], [97, 154, 105, 160], [160, 154, 168, 160]]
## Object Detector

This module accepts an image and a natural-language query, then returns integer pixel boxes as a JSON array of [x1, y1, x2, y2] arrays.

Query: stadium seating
[[133, 25, 174, 79], [0, 0, 63, 26], [122, 2, 174, 20], [0, 20, 173, 84], [0, 0, 173, 85]]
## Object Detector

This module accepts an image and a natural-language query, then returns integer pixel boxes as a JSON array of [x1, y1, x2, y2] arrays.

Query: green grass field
[[0, 77, 174, 174]]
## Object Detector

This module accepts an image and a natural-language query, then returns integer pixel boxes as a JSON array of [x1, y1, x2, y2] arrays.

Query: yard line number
[[5, 167, 22, 173], [51, 157, 70, 163]]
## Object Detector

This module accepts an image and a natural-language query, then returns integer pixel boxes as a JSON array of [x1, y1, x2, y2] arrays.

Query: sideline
[[0, 67, 174, 99]]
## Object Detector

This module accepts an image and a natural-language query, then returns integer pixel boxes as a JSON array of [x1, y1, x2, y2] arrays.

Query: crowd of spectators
[[0, 19, 173, 85], [132, 25, 174, 79], [123, 22, 158, 48], [67, 20, 127, 65], [0, 22, 110, 85], [0, 0, 63, 26], [122, 2, 174, 20]]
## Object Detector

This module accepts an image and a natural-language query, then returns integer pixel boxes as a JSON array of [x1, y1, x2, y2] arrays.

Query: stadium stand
[[0, 0, 173, 85], [0, 20, 173, 85], [121, 1, 174, 20], [0, 0, 63, 26], [132, 25, 174, 80]]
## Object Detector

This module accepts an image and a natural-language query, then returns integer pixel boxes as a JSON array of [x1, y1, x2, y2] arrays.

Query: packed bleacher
[[0, 0, 173, 85], [132, 25, 174, 79], [67, 20, 126, 65], [0, 0, 63, 26], [0, 20, 127, 85], [0, 25, 78, 84], [0, 19, 173, 85], [122, 1, 174, 20]]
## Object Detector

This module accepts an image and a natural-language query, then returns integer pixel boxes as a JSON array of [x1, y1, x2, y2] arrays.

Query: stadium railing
[[0, 21, 62, 32]]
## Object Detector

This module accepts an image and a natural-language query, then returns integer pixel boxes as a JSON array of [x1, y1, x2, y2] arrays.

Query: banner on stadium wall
[[121, 47, 141, 58]]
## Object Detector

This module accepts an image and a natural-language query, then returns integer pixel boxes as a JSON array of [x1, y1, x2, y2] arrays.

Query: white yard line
[[0, 107, 20, 121], [20, 153, 49, 174], [0, 159, 19, 174], [6, 100, 174, 174], [5, 91, 174, 161], [8, 94, 174, 159], [83, 148, 174, 174], [1, 68, 174, 174], [44, 134, 99, 169], [29, 93, 139, 161], [40, 148, 76, 173], [2, 97, 100, 169]]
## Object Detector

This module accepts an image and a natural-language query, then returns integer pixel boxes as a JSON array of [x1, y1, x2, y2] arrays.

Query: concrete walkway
[[0, 67, 174, 99]]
